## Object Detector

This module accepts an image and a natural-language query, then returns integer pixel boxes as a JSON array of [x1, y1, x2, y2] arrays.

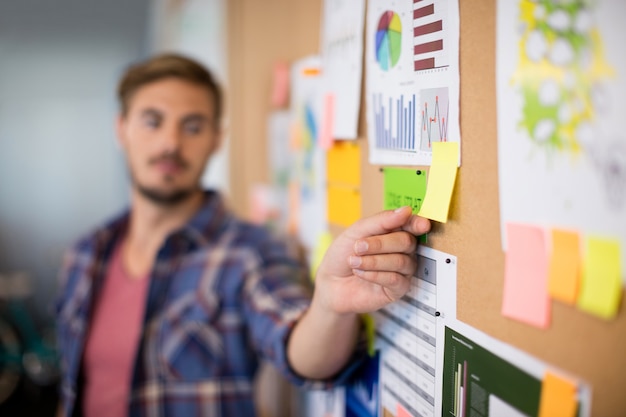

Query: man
[[56, 53, 431, 417]]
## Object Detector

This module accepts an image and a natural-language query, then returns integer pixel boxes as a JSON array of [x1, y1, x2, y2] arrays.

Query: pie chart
[[375, 11, 402, 71]]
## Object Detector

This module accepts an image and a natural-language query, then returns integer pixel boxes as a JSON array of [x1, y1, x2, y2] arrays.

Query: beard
[[129, 152, 200, 206], [135, 183, 197, 206]]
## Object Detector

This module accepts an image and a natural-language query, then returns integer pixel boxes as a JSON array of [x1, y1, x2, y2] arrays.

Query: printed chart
[[442, 326, 591, 417], [366, 0, 460, 166], [376, 246, 457, 417], [496, 0, 626, 281], [413, 0, 449, 71], [371, 93, 416, 152], [375, 11, 402, 71], [419, 87, 449, 151], [320, 0, 365, 139]]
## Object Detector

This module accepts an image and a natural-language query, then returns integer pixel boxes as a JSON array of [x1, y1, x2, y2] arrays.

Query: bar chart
[[372, 92, 417, 153], [412, 0, 449, 71]]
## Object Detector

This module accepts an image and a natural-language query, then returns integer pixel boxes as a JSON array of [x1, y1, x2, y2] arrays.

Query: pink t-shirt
[[82, 243, 150, 417]]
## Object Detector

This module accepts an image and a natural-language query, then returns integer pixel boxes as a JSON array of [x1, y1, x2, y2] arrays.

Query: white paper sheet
[[365, 0, 460, 166], [496, 0, 626, 282], [320, 0, 366, 139], [290, 56, 328, 251], [376, 246, 457, 417]]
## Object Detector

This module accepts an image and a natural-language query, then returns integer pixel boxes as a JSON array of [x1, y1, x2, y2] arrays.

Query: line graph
[[419, 87, 449, 151]]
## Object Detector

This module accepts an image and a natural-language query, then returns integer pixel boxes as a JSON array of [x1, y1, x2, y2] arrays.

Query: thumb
[[344, 206, 414, 240]]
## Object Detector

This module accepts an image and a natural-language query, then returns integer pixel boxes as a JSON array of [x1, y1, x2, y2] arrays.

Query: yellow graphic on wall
[[513, 0, 614, 154]]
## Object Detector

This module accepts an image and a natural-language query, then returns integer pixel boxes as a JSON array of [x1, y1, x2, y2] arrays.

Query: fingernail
[[355, 240, 368, 254], [394, 206, 409, 213], [349, 256, 362, 267], [353, 269, 364, 277]]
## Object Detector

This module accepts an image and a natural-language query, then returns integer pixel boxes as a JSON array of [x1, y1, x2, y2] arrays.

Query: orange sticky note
[[548, 229, 581, 304], [397, 403, 413, 417], [302, 67, 321, 76], [319, 93, 335, 150], [327, 185, 361, 227], [417, 142, 459, 223], [502, 223, 551, 329], [538, 372, 578, 417], [577, 236, 622, 320], [327, 141, 360, 187]]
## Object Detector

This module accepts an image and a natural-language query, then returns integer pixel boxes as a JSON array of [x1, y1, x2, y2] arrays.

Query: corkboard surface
[[227, 1, 626, 415]]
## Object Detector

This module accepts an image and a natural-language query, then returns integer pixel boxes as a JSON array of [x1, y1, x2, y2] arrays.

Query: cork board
[[227, 1, 626, 415]]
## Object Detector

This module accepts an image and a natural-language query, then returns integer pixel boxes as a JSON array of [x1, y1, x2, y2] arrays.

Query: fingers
[[352, 270, 411, 301], [345, 206, 414, 240], [346, 206, 431, 242], [401, 213, 431, 236], [348, 253, 417, 277], [354, 231, 417, 256]]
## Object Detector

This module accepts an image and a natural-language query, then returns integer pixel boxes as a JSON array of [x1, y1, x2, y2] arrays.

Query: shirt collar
[[179, 190, 232, 248]]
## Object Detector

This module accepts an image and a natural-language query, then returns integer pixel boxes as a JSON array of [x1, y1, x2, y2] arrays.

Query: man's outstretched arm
[[287, 206, 431, 379]]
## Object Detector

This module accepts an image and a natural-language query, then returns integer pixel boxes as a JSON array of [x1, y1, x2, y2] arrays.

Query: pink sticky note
[[319, 93, 335, 150], [397, 403, 413, 417], [270, 61, 290, 108], [502, 223, 551, 328]]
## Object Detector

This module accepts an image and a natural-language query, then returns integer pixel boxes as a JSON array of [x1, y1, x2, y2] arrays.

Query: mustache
[[148, 152, 189, 168]]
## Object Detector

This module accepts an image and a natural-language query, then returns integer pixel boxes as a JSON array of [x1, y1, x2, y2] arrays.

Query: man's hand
[[286, 207, 430, 380], [313, 206, 431, 315]]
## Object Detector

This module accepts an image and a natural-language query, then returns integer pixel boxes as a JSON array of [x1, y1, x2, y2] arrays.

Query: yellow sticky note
[[327, 185, 361, 227], [310, 231, 333, 280], [577, 236, 622, 320], [417, 142, 459, 223], [501, 223, 551, 329], [327, 141, 361, 187], [538, 372, 578, 417], [548, 229, 581, 304]]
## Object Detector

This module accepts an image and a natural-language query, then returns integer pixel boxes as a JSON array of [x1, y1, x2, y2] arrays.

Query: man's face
[[117, 78, 221, 205]]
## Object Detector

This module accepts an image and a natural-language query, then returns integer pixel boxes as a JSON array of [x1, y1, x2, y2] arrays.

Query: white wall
[[0, 0, 151, 316], [147, 0, 230, 194]]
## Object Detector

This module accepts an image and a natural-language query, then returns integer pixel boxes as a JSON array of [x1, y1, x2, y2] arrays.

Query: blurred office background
[[0, 0, 228, 414]]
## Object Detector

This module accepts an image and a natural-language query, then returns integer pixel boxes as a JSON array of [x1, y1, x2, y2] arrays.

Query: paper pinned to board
[[319, 93, 335, 150], [577, 236, 622, 320], [501, 223, 551, 329], [327, 140, 361, 187], [383, 167, 427, 214], [327, 185, 361, 227], [538, 372, 578, 417], [548, 229, 581, 305], [270, 61, 290, 107], [418, 142, 459, 223], [310, 231, 333, 279]]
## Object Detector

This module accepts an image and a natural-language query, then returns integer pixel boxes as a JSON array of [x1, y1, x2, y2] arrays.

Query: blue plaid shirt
[[56, 191, 359, 417]]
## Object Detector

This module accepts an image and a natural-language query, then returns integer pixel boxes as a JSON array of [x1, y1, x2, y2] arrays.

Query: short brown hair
[[117, 53, 223, 127]]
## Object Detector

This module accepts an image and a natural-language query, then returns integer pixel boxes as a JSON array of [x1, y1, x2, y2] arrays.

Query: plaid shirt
[[56, 191, 358, 417]]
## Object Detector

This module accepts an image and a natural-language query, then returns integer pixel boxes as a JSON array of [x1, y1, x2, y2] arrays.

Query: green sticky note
[[383, 167, 427, 214], [577, 236, 622, 320]]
